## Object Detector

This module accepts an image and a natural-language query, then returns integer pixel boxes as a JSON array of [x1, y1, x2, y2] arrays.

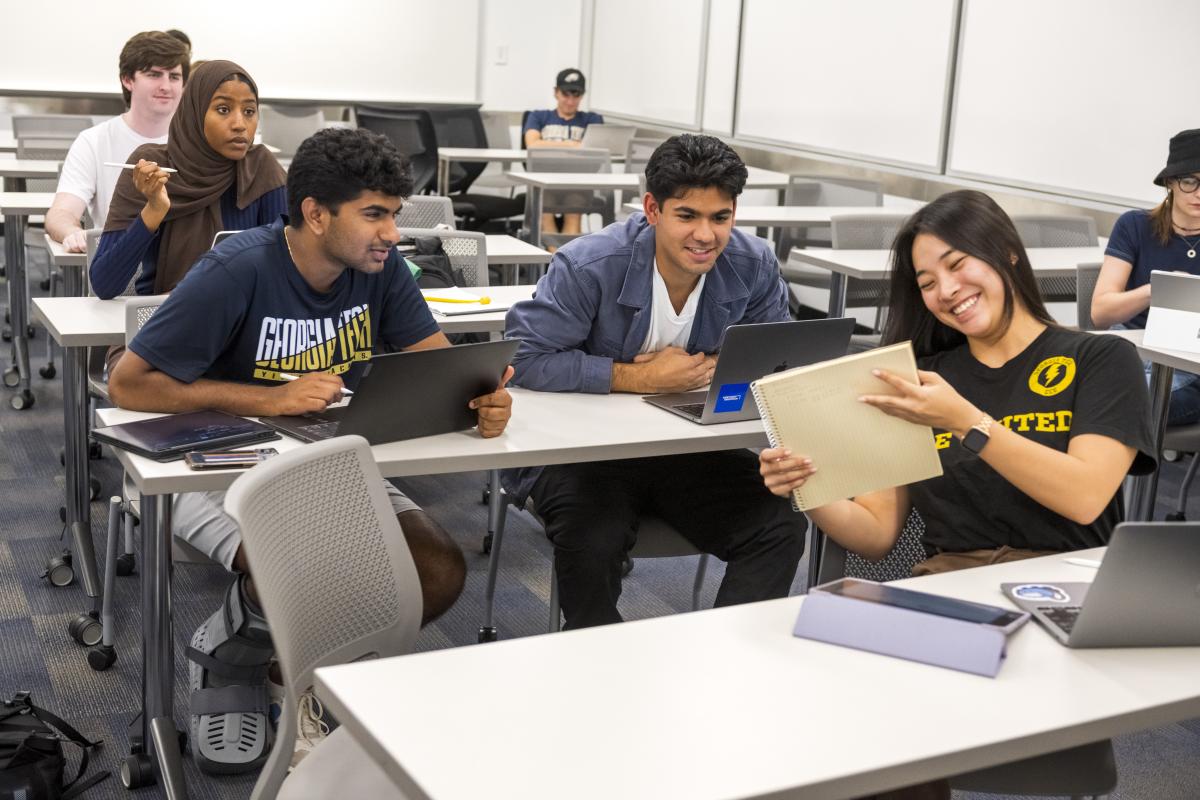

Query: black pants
[[530, 450, 807, 629]]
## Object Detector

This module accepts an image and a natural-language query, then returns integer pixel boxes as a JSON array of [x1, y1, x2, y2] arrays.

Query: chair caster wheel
[[89, 441, 102, 460], [477, 626, 497, 643], [2, 367, 18, 388], [87, 645, 116, 671], [69, 611, 103, 646], [481, 487, 490, 504], [39, 278, 51, 291], [59, 448, 65, 466], [1165, 511, 1187, 522], [41, 550, 74, 587], [89, 477, 101, 501], [482, 533, 493, 554], [1, 329, 10, 343], [59, 506, 66, 523], [115, 553, 136, 576], [121, 752, 156, 789], [621, 555, 634, 578], [38, 363, 55, 379], [26, 325, 35, 339], [11, 391, 34, 410]]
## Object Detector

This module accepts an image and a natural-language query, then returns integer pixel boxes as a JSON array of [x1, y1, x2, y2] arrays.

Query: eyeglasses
[[1173, 175, 1200, 193], [559, 90, 583, 98]]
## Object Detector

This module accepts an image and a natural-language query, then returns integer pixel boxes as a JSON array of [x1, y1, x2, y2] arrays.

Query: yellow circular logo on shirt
[[1028, 356, 1075, 396]]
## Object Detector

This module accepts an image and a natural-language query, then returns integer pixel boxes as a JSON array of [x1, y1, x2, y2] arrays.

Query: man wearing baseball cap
[[523, 68, 606, 241]]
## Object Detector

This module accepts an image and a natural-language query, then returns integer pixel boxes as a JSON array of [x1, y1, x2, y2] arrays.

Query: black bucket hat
[[1155, 128, 1200, 186]]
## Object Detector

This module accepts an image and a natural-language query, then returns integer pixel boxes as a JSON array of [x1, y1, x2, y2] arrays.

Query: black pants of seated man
[[530, 449, 806, 629]]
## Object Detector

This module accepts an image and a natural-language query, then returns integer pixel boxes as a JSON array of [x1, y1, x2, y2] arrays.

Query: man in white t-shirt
[[502, 135, 807, 629], [45, 31, 190, 252]]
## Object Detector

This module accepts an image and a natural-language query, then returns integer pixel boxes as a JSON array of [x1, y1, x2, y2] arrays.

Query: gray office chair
[[1012, 214, 1098, 303], [624, 136, 665, 175], [775, 174, 884, 258], [1075, 263, 1200, 520], [473, 110, 522, 195], [525, 147, 615, 249], [814, 516, 1117, 799], [396, 227, 488, 287], [223, 435, 421, 800], [12, 113, 93, 141], [398, 195, 455, 229], [259, 104, 325, 159]]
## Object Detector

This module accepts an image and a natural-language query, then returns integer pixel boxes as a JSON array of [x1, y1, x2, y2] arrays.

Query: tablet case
[[91, 410, 280, 461]]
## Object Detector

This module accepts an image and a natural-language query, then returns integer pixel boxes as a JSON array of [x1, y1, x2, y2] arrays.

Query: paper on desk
[[421, 287, 511, 316]]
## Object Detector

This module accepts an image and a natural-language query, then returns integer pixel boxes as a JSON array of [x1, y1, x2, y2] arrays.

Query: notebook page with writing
[[751, 341, 942, 510]]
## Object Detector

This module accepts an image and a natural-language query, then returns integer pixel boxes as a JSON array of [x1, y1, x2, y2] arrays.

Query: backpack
[[0, 693, 109, 800], [399, 235, 465, 289]]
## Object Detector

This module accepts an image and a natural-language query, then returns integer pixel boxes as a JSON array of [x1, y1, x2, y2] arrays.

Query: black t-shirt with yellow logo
[[912, 327, 1156, 554]]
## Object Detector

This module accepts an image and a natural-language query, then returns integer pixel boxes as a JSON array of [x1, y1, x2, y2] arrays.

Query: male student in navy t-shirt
[[109, 127, 513, 774], [523, 67, 605, 241]]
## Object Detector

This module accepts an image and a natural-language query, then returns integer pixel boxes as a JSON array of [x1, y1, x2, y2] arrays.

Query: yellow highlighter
[[424, 295, 491, 305]]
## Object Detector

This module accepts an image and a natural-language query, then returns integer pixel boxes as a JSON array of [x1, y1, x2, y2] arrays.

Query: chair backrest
[[816, 510, 928, 584], [212, 230, 241, 247], [259, 104, 325, 159], [427, 106, 489, 194], [624, 136, 664, 174], [398, 195, 455, 229], [397, 227, 488, 287], [223, 435, 422, 800], [1011, 215, 1097, 248], [1075, 262, 1102, 331], [12, 113, 92, 141], [777, 176, 885, 256], [123, 294, 169, 344], [481, 110, 514, 149], [830, 213, 910, 250], [355, 106, 439, 195]]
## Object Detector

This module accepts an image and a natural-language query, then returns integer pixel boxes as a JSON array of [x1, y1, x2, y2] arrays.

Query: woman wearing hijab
[[90, 59, 286, 300]]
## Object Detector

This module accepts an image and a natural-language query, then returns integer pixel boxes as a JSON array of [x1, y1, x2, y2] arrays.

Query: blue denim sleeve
[[90, 216, 156, 299], [504, 254, 614, 393], [740, 249, 791, 325]]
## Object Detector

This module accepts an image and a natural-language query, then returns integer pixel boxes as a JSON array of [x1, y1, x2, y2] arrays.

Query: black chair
[[355, 106, 439, 195], [426, 106, 524, 231]]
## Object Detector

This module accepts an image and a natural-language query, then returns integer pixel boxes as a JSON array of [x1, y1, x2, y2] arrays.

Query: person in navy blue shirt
[[1092, 128, 1200, 425], [90, 60, 287, 300], [110, 128, 513, 774], [523, 67, 605, 241]]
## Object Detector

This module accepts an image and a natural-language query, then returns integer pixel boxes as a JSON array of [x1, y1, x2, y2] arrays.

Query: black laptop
[[260, 339, 520, 445]]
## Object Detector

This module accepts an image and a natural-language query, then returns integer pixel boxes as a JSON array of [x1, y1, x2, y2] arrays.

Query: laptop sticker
[[713, 383, 750, 413], [1011, 584, 1071, 603]]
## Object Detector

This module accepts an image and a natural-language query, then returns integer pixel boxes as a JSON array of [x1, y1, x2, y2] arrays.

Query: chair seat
[[279, 726, 411, 800], [452, 193, 525, 220]]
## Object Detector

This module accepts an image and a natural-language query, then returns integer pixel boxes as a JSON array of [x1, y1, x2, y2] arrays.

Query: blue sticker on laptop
[[713, 383, 750, 413], [1010, 584, 1070, 603]]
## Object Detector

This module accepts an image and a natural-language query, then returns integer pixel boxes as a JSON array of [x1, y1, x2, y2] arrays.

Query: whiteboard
[[735, 0, 957, 170], [701, 0, 741, 135], [1, 0, 479, 104], [587, 0, 706, 129], [949, 0, 1198, 206]]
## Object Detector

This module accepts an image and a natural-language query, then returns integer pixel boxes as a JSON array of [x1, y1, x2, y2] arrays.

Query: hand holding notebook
[[751, 342, 942, 510]]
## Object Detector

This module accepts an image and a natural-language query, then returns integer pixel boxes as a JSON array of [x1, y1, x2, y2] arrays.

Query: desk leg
[[1129, 362, 1172, 522], [827, 273, 848, 319], [529, 187, 544, 248], [437, 157, 449, 197], [138, 494, 188, 799], [3, 210, 34, 409], [62, 340, 100, 600], [478, 469, 508, 643]]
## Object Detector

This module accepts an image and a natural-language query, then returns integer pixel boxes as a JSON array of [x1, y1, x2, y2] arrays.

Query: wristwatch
[[961, 414, 994, 454]]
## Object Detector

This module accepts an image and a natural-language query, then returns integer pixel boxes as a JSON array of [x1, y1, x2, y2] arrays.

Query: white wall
[[477, 0, 584, 112]]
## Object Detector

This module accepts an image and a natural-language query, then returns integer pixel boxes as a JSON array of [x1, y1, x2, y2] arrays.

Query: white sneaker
[[290, 692, 330, 771]]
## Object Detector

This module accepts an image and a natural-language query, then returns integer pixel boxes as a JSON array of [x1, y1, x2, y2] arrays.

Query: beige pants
[[911, 545, 1059, 576]]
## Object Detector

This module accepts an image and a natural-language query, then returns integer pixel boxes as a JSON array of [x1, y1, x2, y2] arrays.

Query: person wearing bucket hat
[[523, 68, 605, 240], [1092, 128, 1200, 425]]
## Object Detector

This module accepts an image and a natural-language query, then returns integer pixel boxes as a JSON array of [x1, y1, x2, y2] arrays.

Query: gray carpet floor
[[1, 241, 1197, 799]]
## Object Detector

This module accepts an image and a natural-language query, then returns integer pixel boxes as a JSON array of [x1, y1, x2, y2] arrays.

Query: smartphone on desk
[[815, 577, 1030, 634], [184, 448, 279, 470]]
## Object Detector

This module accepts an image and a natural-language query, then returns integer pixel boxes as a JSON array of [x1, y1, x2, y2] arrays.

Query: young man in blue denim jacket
[[503, 134, 807, 629]]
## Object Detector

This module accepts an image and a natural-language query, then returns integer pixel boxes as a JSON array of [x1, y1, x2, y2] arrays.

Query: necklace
[[283, 226, 298, 263], [1176, 227, 1200, 259]]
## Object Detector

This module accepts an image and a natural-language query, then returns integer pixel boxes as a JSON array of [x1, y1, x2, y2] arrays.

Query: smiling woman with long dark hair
[[90, 59, 286, 300], [760, 190, 1155, 577]]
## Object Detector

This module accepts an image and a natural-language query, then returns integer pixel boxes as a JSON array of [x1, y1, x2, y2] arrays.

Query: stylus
[[104, 161, 178, 173], [1063, 557, 1102, 569], [278, 373, 354, 396]]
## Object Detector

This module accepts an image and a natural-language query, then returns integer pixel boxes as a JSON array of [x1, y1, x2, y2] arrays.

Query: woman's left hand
[[860, 369, 981, 437]]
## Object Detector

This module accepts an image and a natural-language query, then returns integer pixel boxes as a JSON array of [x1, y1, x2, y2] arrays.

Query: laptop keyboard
[[298, 421, 341, 440], [672, 402, 707, 419], [1039, 605, 1082, 635]]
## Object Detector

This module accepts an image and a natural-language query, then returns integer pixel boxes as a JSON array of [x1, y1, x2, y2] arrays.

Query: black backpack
[[399, 235, 465, 289], [0, 693, 109, 800]]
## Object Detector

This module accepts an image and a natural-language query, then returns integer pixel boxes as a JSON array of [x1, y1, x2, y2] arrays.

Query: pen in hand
[[104, 161, 178, 174], [278, 372, 354, 396]]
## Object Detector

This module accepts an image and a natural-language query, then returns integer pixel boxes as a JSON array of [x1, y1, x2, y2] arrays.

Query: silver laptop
[[580, 124, 637, 157], [643, 318, 855, 424], [1001, 522, 1200, 648], [1143, 270, 1200, 353]]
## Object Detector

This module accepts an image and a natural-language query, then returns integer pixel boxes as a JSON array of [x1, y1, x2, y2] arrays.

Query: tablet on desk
[[818, 578, 1029, 634], [91, 410, 280, 462]]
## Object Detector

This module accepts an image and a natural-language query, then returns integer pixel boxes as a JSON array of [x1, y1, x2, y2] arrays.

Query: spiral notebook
[[750, 342, 942, 510]]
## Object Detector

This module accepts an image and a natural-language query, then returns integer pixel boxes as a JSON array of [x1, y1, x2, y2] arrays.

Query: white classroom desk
[[512, 167, 792, 247], [0, 133, 17, 154], [43, 233, 87, 268], [315, 548, 1200, 800], [1, 191, 55, 411], [93, 389, 768, 798], [790, 245, 1107, 318], [0, 158, 61, 182], [436, 147, 524, 196]]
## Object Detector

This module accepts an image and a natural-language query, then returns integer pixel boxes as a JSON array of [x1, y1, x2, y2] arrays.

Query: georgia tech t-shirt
[[911, 327, 1156, 554], [130, 217, 440, 392]]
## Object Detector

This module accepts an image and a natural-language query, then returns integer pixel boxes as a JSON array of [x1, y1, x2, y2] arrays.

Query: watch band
[[961, 414, 994, 454]]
